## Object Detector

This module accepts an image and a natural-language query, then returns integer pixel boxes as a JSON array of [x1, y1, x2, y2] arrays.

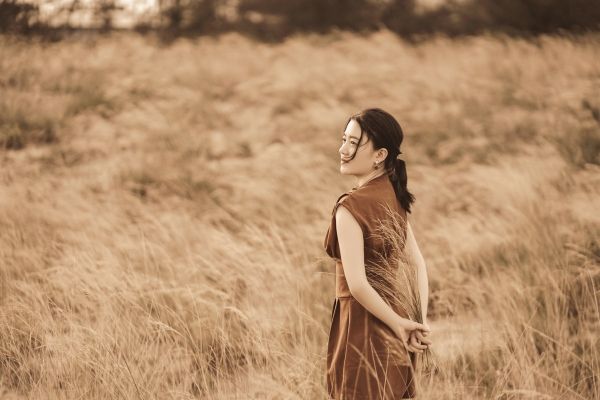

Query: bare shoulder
[[335, 203, 357, 223], [335, 202, 362, 234]]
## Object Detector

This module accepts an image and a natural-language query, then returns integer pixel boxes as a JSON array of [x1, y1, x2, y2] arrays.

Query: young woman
[[323, 108, 432, 399]]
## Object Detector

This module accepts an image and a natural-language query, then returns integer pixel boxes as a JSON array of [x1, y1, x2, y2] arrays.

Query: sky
[[36, 0, 159, 28]]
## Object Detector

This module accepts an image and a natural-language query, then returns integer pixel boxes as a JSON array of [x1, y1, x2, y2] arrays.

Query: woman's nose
[[339, 144, 349, 156]]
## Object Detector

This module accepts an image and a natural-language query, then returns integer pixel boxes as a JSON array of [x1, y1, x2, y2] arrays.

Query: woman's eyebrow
[[342, 133, 360, 139]]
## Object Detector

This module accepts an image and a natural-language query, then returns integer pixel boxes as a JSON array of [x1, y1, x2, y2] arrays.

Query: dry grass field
[[1, 29, 599, 399]]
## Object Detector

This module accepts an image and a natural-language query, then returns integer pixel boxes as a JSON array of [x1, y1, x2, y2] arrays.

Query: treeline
[[2, 0, 600, 41]]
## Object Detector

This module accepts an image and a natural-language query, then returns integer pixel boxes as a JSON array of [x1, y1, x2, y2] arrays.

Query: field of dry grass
[[1, 29, 599, 399]]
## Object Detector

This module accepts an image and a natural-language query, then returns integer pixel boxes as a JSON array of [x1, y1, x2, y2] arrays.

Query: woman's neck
[[354, 170, 386, 189]]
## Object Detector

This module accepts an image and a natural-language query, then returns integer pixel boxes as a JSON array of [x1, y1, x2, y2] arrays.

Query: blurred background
[[3, 0, 600, 38], [1, 1, 599, 399]]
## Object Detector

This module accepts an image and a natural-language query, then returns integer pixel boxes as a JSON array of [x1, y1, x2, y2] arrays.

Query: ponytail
[[388, 157, 415, 213]]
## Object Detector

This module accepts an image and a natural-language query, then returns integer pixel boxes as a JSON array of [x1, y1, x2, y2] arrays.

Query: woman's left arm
[[406, 219, 429, 325]]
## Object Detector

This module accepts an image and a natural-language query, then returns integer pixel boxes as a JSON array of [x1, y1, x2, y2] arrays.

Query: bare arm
[[335, 205, 429, 346], [405, 219, 429, 324]]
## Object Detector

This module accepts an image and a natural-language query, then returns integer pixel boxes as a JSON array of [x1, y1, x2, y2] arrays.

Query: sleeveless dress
[[323, 173, 418, 399]]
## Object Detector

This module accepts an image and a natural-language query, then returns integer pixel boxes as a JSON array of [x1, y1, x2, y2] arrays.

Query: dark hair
[[344, 108, 416, 213]]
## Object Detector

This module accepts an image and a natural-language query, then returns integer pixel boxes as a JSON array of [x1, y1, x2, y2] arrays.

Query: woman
[[323, 108, 432, 399]]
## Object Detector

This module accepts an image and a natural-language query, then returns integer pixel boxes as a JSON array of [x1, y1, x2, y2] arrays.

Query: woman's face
[[339, 119, 377, 176]]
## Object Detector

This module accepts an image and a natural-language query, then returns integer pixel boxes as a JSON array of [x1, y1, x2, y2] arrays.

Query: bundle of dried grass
[[366, 203, 436, 373]]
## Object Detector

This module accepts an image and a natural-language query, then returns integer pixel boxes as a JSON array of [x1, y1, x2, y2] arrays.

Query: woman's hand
[[408, 328, 432, 353], [393, 317, 430, 353]]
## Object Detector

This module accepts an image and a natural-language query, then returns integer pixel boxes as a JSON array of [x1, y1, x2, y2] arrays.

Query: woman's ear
[[378, 148, 388, 161]]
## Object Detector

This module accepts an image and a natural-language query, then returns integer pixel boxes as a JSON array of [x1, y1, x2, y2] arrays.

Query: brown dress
[[323, 173, 418, 399]]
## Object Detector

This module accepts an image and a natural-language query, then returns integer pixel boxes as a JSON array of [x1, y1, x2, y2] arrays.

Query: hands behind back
[[407, 327, 432, 353], [393, 318, 432, 353]]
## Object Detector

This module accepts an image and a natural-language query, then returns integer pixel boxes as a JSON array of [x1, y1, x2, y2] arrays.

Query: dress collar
[[351, 172, 388, 191]]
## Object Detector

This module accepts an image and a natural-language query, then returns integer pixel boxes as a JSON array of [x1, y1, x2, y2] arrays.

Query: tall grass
[[1, 30, 599, 398]]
